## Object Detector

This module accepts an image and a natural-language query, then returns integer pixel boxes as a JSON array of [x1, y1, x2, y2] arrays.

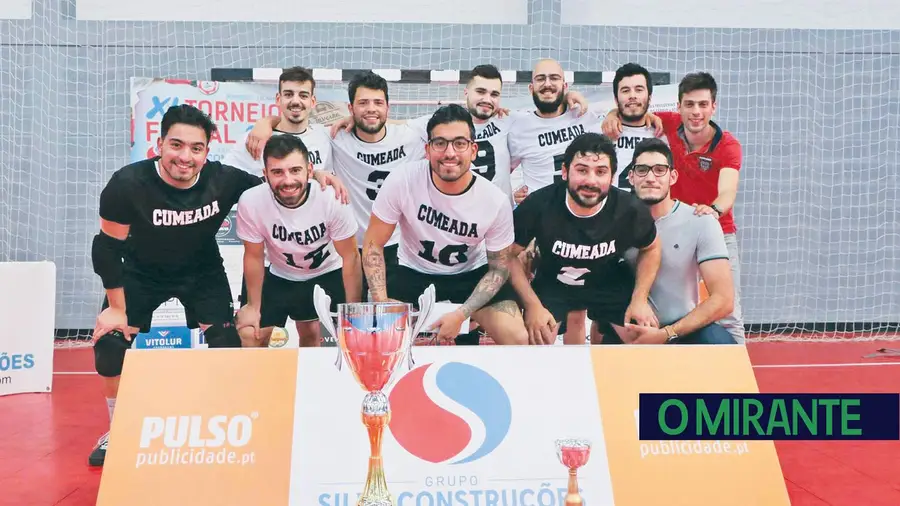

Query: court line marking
[[753, 362, 900, 369], [52, 361, 900, 375]]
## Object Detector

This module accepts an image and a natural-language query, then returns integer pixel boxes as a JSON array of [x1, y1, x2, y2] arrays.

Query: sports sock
[[106, 397, 116, 423]]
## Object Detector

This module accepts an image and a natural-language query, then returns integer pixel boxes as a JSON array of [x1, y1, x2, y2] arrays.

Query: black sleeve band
[[92, 232, 126, 289]]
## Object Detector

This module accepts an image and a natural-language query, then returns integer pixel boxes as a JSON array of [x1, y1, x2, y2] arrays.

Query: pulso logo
[[135, 413, 259, 469], [389, 362, 512, 464]]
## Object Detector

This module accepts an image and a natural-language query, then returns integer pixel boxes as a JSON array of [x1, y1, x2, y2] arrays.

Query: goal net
[[1, 0, 897, 348]]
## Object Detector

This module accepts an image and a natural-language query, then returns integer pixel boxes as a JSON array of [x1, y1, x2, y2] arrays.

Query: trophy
[[555, 438, 591, 506], [313, 284, 436, 506]]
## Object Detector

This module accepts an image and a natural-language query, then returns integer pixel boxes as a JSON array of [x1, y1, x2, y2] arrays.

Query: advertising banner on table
[[97, 345, 790, 505], [0, 262, 55, 396], [129, 77, 347, 348]]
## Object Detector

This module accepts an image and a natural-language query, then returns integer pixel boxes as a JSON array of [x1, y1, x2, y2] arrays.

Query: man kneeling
[[235, 135, 362, 346], [362, 104, 528, 345], [624, 138, 736, 344]]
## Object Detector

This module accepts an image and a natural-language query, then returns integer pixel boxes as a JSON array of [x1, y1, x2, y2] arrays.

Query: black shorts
[[259, 267, 345, 328], [534, 285, 629, 335], [387, 264, 519, 310], [100, 267, 234, 334]]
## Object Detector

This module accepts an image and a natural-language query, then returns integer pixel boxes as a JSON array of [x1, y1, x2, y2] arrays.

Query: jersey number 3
[[283, 244, 330, 270], [418, 240, 468, 267], [366, 170, 390, 200], [472, 140, 496, 181]]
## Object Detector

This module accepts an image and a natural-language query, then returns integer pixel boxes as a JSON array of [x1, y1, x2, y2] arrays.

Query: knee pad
[[204, 322, 242, 348], [93, 330, 132, 377]]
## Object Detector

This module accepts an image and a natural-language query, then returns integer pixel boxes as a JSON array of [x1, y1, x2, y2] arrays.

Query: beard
[[636, 186, 669, 205], [567, 183, 607, 208], [272, 181, 308, 208], [532, 89, 565, 114], [354, 116, 386, 135], [467, 102, 494, 121], [618, 101, 648, 124], [430, 158, 469, 183]]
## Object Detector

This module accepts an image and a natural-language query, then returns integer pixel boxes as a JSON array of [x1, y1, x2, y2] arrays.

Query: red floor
[[1, 340, 899, 506]]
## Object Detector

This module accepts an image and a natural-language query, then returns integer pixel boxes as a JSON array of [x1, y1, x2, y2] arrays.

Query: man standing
[[623, 138, 736, 344], [508, 132, 661, 345], [603, 71, 745, 343], [235, 135, 361, 348], [610, 63, 665, 191], [508, 59, 605, 201], [362, 104, 528, 345], [223, 66, 333, 175]]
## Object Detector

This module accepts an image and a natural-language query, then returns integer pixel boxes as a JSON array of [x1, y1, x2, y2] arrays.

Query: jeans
[[672, 322, 736, 344], [718, 233, 745, 343]]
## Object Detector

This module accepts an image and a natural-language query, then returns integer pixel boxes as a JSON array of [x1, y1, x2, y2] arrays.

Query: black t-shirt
[[98, 157, 262, 278], [513, 183, 656, 304]]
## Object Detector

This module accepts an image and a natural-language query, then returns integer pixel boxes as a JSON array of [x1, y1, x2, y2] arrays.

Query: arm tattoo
[[460, 247, 512, 318], [362, 239, 388, 300]]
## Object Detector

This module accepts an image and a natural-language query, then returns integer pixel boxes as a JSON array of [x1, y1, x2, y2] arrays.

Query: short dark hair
[[426, 103, 476, 141], [613, 63, 653, 100], [160, 104, 217, 144], [279, 66, 316, 93], [562, 132, 618, 175], [678, 72, 717, 103], [631, 137, 673, 168], [262, 134, 310, 167], [468, 64, 503, 84], [348, 70, 389, 104]]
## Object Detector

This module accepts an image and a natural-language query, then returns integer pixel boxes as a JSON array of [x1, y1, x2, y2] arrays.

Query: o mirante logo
[[638, 393, 900, 441]]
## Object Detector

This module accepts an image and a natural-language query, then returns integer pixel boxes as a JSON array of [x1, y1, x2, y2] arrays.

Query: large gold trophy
[[314, 285, 436, 506], [555, 438, 592, 506]]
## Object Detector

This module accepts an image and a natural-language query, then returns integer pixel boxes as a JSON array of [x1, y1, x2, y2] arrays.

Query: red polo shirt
[[656, 111, 742, 234]]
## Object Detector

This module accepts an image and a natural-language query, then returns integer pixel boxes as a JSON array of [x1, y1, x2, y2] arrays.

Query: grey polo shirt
[[623, 201, 730, 326]]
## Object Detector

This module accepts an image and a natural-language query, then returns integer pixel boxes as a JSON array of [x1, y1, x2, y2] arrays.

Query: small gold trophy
[[314, 285, 435, 506], [555, 438, 591, 506]]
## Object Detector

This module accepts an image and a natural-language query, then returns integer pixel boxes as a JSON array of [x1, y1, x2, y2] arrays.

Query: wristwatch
[[663, 325, 679, 343], [710, 204, 724, 217]]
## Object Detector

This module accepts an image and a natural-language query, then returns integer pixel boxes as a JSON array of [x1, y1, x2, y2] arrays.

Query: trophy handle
[[407, 284, 437, 369], [312, 284, 342, 370]]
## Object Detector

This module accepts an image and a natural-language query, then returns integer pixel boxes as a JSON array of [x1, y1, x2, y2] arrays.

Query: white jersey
[[331, 124, 427, 247], [508, 108, 603, 191], [235, 183, 358, 282], [371, 160, 515, 275], [222, 124, 334, 177], [614, 124, 666, 191], [410, 113, 515, 206]]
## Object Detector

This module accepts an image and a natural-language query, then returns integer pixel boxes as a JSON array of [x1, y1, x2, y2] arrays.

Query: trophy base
[[359, 498, 394, 506], [564, 495, 583, 506]]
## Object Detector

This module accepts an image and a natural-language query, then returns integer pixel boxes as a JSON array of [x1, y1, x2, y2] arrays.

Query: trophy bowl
[[555, 438, 591, 506]]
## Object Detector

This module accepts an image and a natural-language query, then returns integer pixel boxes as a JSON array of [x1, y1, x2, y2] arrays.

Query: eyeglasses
[[428, 137, 473, 152], [632, 164, 671, 177]]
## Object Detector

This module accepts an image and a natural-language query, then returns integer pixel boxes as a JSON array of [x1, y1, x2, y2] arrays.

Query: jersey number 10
[[417, 240, 468, 267]]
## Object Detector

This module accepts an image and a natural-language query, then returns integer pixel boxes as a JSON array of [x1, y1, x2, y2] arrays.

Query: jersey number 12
[[283, 244, 330, 270]]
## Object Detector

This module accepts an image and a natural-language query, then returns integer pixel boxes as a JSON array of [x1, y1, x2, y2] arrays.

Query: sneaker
[[89, 431, 109, 467]]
